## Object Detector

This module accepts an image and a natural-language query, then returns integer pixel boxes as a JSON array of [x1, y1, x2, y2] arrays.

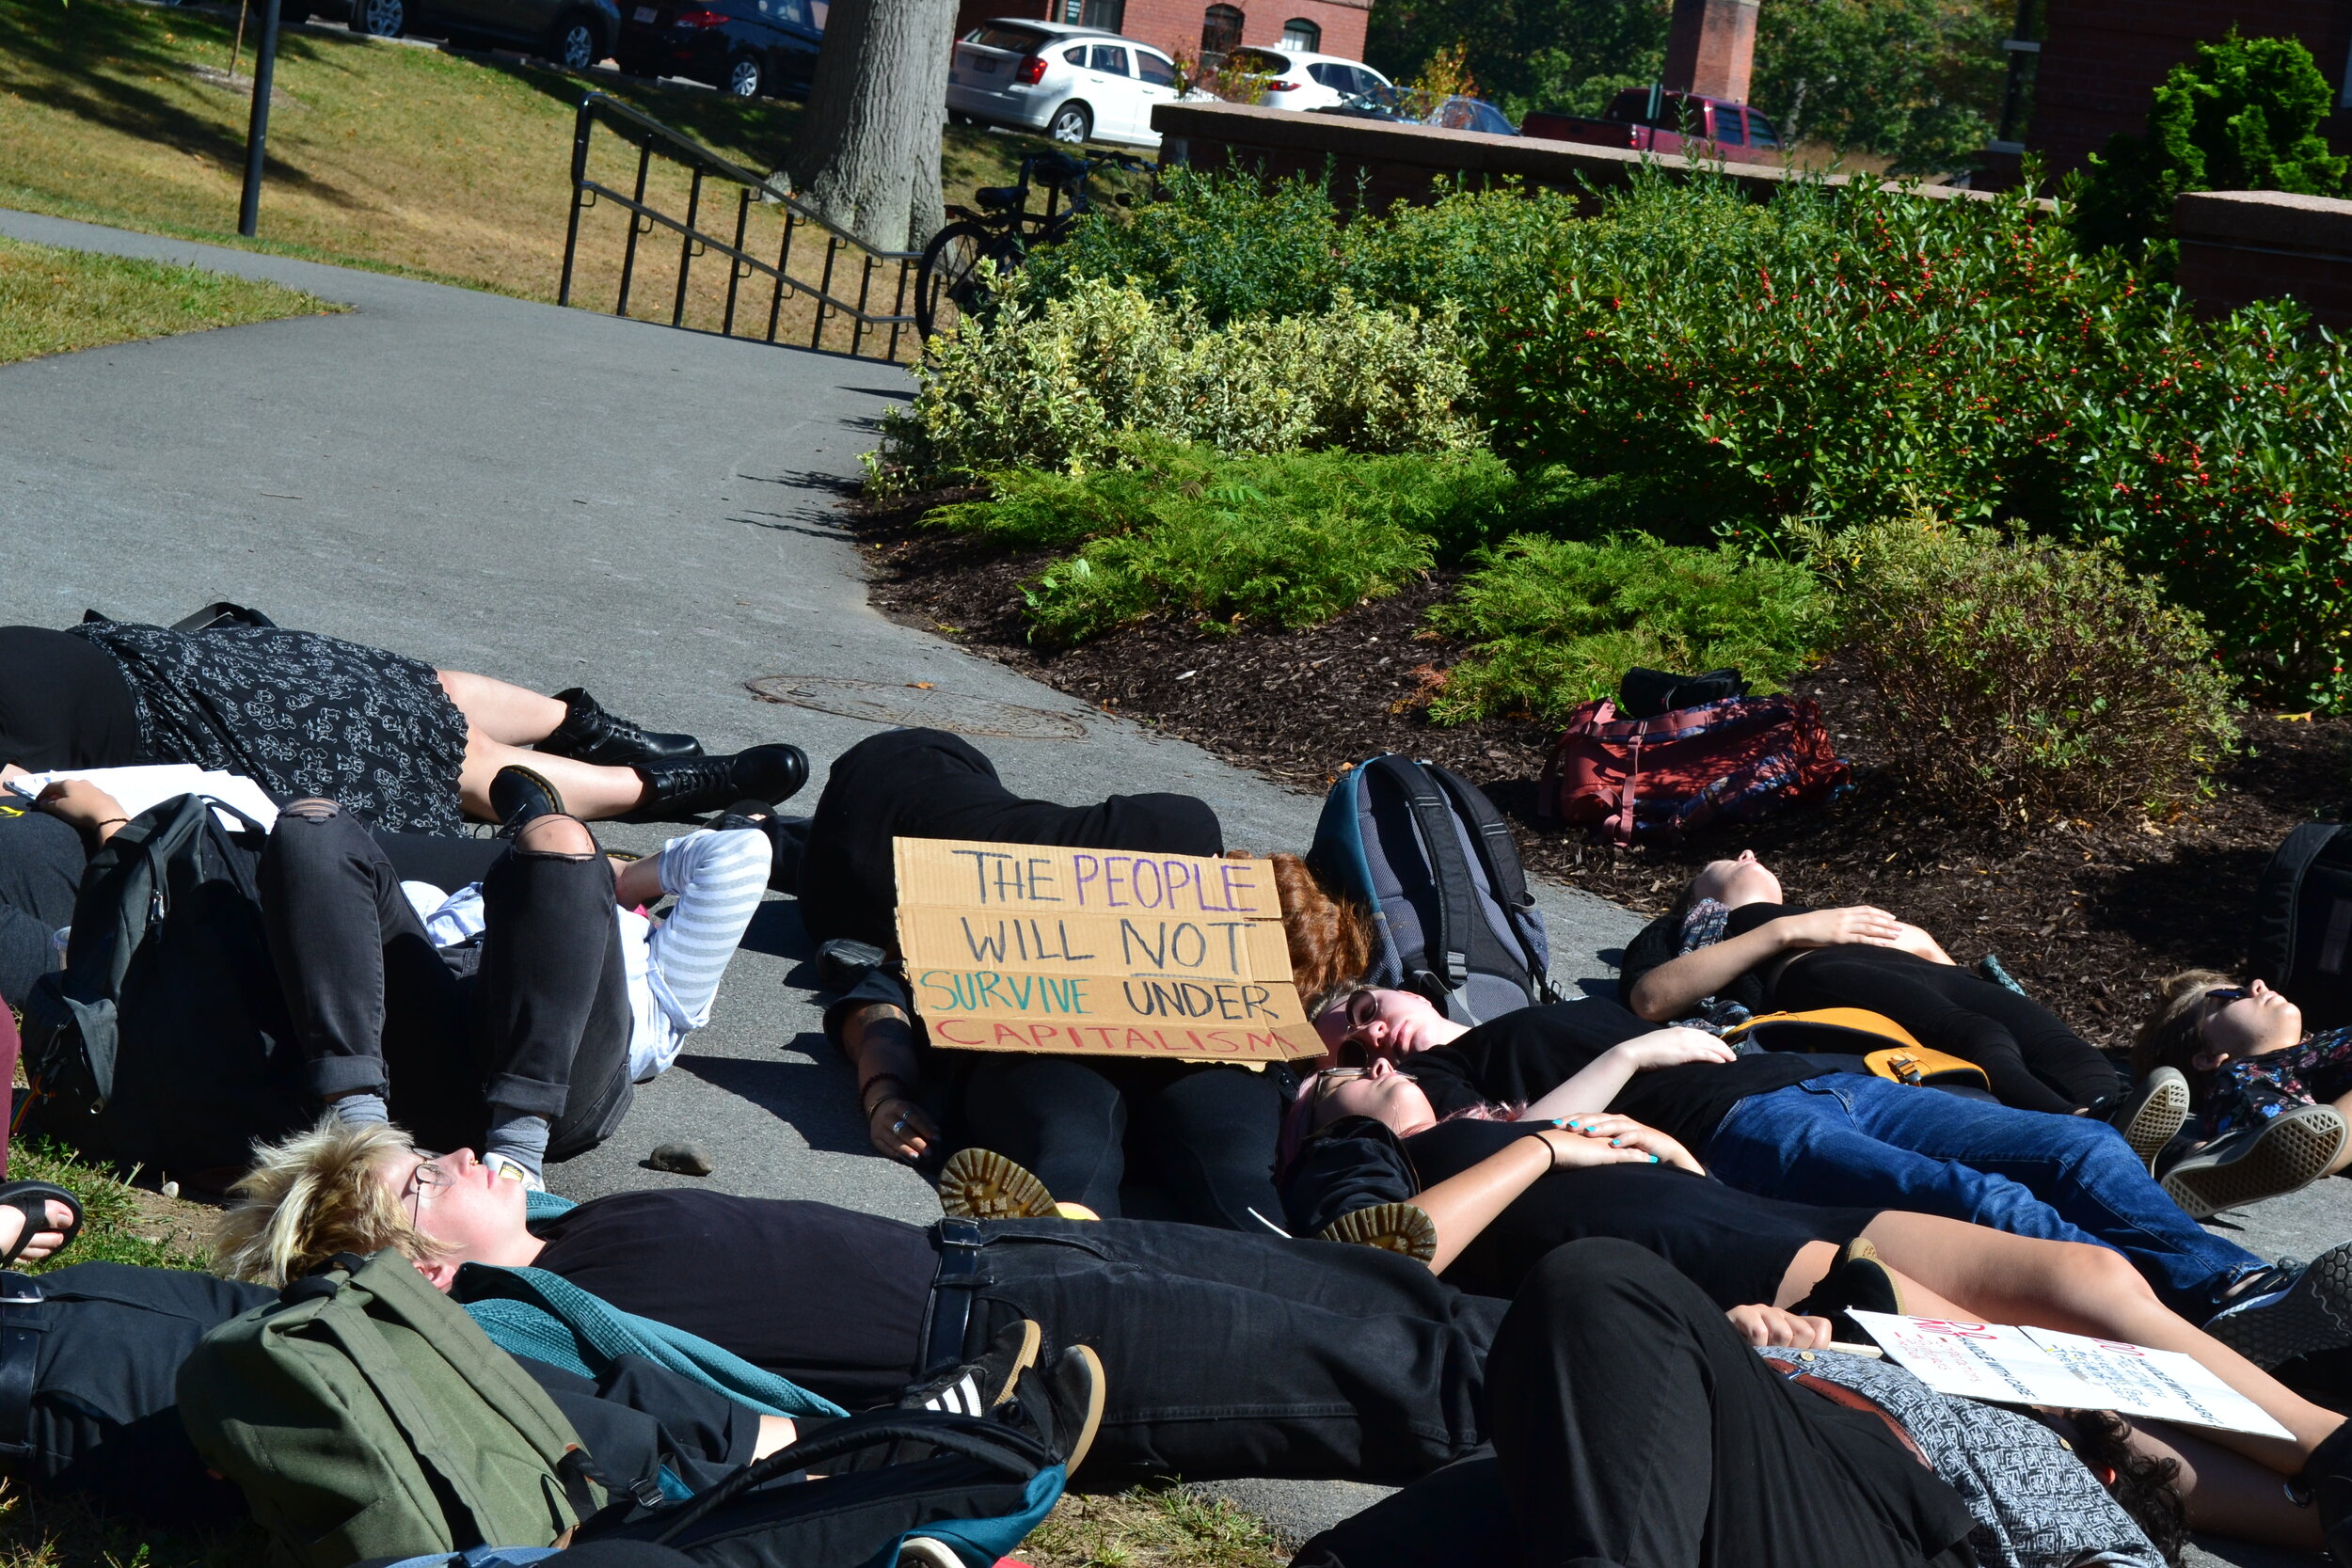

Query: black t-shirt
[[529, 1191, 935, 1410], [798, 727, 1224, 949], [1617, 899, 1818, 1018], [1422, 1001, 1866, 1149], [0, 627, 142, 772]]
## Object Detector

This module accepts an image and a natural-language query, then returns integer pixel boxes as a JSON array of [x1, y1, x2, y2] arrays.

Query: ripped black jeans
[[257, 803, 632, 1159]]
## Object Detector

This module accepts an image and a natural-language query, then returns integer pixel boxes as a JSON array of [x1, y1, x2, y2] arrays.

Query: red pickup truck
[[1522, 88, 1783, 164]]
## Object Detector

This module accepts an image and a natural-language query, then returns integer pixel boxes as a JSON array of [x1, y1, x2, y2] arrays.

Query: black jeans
[[952, 1217, 1502, 1488], [1295, 1241, 1976, 1568], [257, 806, 633, 1159], [1773, 946, 2121, 1115], [958, 1054, 1285, 1229]]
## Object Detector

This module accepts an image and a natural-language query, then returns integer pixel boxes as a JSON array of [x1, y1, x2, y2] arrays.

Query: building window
[[1201, 4, 1243, 60], [1279, 16, 1318, 50], [1064, 0, 1123, 27]]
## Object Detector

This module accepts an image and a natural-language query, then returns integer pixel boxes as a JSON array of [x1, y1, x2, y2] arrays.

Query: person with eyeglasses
[[2134, 973, 2352, 1220]]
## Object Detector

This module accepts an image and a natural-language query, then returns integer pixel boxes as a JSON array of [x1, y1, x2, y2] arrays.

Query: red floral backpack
[[1537, 693, 1850, 846]]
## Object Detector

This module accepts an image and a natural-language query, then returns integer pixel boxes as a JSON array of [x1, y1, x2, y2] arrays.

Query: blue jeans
[[1704, 1076, 2264, 1320]]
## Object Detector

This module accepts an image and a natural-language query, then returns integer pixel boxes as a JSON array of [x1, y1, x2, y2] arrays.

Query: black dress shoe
[[488, 764, 566, 836], [719, 801, 813, 894], [633, 744, 809, 820], [539, 688, 705, 768]]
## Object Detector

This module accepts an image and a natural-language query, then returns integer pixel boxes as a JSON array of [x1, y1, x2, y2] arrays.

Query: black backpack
[[2253, 822, 2352, 1033], [357, 1406, 1068, 1568], [19, 794, 308, 1174], [1308, 755, 1560, 1024]]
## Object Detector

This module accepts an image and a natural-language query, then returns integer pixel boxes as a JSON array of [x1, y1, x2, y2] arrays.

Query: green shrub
[[930, 444, 1518, 642], [1022, 166, 1356, 325], [868, 278, 1480, 492], [1811, 511, 2236, 824], [1426, 534, 1829, 723], [2072, 32, 2350, 271], [1483, 169, 2352, 707]]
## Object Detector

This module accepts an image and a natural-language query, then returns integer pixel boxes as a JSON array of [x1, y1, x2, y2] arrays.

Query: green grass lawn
[[0, 0, 1057, 341], [0, 233, 328, 363]]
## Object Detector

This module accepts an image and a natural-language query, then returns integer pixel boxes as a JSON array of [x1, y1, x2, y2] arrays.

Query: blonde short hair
[[214, 1117, 440, 1286]]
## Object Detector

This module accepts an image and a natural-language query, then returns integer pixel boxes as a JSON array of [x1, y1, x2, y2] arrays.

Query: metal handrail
[[558, 92, 920, 359]]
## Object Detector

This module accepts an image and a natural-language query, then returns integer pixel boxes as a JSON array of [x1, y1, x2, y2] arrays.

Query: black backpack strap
[[642, 1410, 1055, 1544], [0, 1273, 46, 1462], [1424, 765, 1534, 916], [1368, 756, 1474, 996], [1425, 764, 1552, 999]]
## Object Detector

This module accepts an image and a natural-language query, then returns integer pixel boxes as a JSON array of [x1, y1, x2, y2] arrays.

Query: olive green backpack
[[176, 1250, 614, 1568]]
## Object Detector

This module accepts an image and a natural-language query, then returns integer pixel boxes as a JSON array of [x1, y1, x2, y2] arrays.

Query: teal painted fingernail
[[1649, 1154, 1661, 1163]]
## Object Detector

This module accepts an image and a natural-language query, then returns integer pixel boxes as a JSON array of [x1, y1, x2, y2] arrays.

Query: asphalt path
[[0, 207, 2335, 1566]]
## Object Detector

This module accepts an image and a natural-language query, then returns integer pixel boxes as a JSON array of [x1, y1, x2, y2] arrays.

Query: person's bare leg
[[1858, 1210, 2344, 1466], [459, 733, 645, 821], [437, 670, 567, 746], [2122, 1418, 2324, 1548]]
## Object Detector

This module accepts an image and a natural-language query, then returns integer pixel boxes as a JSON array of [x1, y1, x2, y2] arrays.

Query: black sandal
[[0, 1181, 83, 1268]]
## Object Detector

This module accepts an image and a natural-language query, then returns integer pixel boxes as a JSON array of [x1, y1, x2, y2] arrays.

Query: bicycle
[[914, 148, 1155, 340]]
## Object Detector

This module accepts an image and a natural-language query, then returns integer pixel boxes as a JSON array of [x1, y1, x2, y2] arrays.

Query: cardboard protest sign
[[1849, 1312, 2292, 1438], [892, 837, 1325, 1062]]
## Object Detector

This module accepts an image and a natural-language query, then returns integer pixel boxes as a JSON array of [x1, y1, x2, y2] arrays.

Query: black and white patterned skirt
[[67, 621, 470, 835]]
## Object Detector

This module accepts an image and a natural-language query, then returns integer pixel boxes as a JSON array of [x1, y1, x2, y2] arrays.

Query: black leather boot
[[539, 688, 704, 768], [633, 744, 808, 820], [488, 764, 565, 837]]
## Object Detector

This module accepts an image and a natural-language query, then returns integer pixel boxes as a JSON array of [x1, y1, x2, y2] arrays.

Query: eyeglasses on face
[[403, 1152, 449, 1224]]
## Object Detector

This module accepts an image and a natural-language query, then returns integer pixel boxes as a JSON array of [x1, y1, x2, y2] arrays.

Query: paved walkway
[[0, 209, 2325, 1566]]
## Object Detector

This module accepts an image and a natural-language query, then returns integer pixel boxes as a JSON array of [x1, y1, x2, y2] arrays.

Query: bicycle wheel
[[915, 220, 1025, 341]]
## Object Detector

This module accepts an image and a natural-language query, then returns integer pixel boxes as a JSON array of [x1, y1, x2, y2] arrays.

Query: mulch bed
[[850, 496, 2352, 1052]]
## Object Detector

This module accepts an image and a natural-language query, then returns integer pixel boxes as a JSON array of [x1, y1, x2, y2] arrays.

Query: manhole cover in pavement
[[746, 675, 1089, 741]]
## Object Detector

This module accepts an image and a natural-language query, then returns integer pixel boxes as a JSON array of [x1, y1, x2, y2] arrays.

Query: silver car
[[947, 18, 1181, 148]]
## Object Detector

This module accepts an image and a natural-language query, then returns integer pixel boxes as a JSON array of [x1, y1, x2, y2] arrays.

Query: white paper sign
[[1849, 1312, 2291, 1438], [6, 765, 280, 832]]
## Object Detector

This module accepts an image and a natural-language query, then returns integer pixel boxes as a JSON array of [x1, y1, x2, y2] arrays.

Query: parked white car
[[1226, 45, 1391, 112], [947, 19, 1182, 148]]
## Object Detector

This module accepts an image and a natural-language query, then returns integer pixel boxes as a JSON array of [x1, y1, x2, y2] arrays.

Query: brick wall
[[2173, 189, 2352, 328], [1152, 101, 2010, 214], [2018, 0, 2351, 181], [952, 0, 1368, 67]]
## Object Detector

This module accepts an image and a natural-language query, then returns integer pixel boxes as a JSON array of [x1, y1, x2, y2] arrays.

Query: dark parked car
[[1318, 89, 1517, 136], [616, 0, 825, 99], [302, 0, 621, 71]]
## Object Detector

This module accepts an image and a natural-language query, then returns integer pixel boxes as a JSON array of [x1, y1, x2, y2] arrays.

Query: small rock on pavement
[[644, 1141, 714, 1177]]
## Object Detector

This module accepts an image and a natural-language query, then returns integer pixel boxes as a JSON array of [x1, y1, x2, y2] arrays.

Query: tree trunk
[[783, 0, 955, 252]]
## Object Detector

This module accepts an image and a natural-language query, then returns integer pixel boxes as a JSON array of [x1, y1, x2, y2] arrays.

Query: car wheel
[[548, 11, 600, 69], [1046, 102, 1091, 143], [725, 54, 761, 97], [355, 0, 405, 37]]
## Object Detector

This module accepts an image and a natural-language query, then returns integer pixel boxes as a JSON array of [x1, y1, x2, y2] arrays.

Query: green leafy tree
[[1751, 0, 2006, 174], [1368, 0, 2003, 171], [2073, 31, 2351, 271]]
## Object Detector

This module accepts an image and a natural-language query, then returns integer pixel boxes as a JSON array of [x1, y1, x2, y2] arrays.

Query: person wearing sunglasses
[[2134, 973, 2352, 1219]]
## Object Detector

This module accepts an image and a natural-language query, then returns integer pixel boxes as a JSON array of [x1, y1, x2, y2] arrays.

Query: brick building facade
[[952, 0, 1371, 68], [2015, 0, 2351, 179]]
